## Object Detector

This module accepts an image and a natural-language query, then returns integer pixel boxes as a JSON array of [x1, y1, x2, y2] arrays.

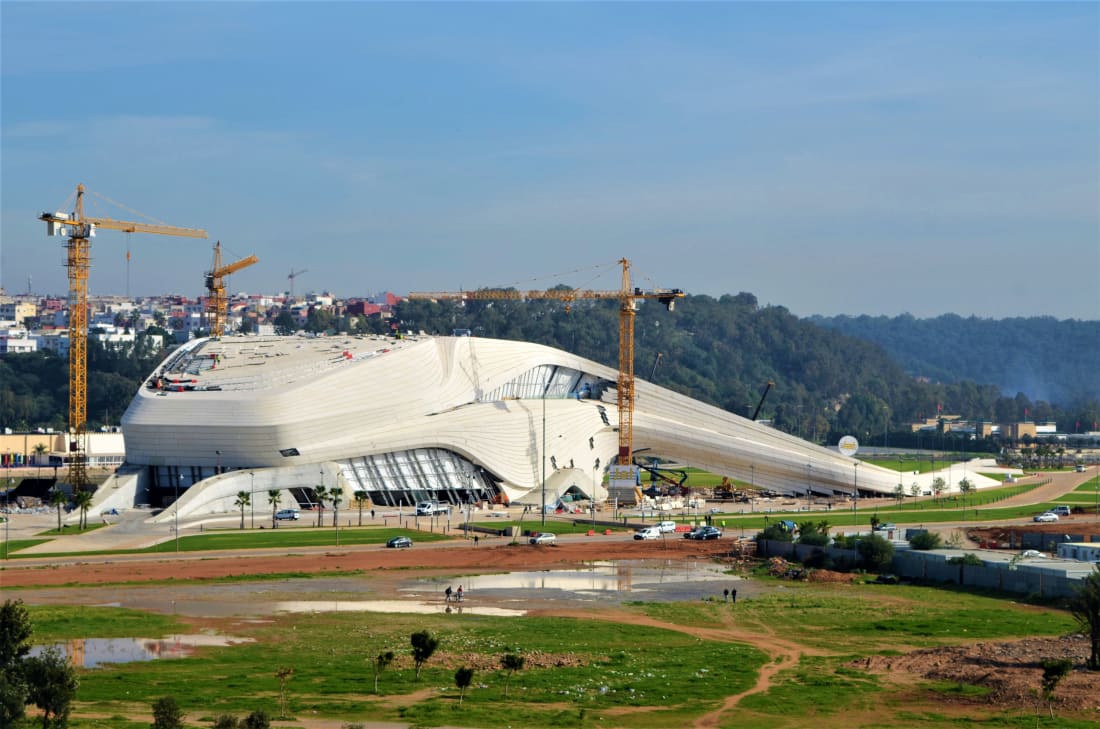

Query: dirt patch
[[853, 634, 1100, 712], [0, 538, 732, 588]]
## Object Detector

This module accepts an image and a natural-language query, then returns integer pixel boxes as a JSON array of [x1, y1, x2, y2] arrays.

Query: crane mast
[[204, 241, 259, 337], [409, 258, 682, 466], [40, 184, 207, 491]]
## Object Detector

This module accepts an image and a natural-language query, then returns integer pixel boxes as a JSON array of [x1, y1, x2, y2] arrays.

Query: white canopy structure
[[77, 333, 996, 522]]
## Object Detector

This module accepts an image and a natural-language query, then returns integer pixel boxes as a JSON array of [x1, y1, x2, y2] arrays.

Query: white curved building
[[95, 333, 995, 522]]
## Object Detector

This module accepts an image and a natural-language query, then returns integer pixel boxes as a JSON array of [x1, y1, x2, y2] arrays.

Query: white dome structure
[[90, 333, 987, 522]]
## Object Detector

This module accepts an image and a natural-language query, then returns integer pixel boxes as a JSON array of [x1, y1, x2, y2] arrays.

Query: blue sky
[[2, 2, 1097, 319]]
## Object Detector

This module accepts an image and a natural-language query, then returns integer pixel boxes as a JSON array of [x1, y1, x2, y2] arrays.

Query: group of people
[[444, 585, 464, 603]]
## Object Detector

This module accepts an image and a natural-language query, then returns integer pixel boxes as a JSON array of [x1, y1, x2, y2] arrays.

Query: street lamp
[[541, 391, 547, 527], [852, 462, 861, 520], [806, 463, 813, 508], [4, 476, 12, 560], [750, 464, 755, 513], [175, 472, 182, 553], [249, 471, 255, 529], [215, 449, 222, 475]]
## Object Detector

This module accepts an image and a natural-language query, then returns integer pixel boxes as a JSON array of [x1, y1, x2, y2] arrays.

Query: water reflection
[[29, 635, 252, 668], [412, 560, 733, 595], [273, 600, 524, 617]]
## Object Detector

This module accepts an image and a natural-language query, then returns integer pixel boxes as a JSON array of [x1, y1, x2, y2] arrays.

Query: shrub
[[758, 525, 793, 542], [242, 710, 271, 729], [909, 531, 942, 550], [798, 531, 830, 547], [947, 553, 984, 567], [151, 696, 184, 729], [856, 534, 896, 571]]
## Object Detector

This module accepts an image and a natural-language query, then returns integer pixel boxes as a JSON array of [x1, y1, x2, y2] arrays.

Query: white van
[[274, 509, 300, 521], [656, 521, 677, 533], [416, 502, 451, 516]]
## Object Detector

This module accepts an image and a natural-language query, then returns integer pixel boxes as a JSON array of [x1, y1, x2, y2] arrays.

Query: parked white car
[[634, 526, 661, 540], [529, 532, 556, 545], [1020, 550, 1045, 559], [1033, 512, 1059, 523]]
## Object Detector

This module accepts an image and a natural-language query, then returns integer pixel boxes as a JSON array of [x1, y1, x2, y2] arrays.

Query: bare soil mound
[[854, 635, 1099, 712]]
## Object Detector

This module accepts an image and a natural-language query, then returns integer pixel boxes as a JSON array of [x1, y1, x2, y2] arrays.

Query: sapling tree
[[454, 666, 474, 705], [410, 630, 439, 680], [373, 651, 394, 693], [500, 653, 525, 698], [1040, 658, 1072, 719], [275, 666, 294, 718]]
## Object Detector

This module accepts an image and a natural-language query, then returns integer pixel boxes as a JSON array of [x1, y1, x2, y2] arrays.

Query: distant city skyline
[[2, 3, 1097, 320]]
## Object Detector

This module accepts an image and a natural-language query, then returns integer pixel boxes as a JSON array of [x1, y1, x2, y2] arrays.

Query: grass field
[[11, 574, 1094, 729]]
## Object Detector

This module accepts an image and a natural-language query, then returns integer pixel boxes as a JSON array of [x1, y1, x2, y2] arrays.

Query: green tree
[[33, 442, 48, 481], [958, 478, 974, 510], [73, 490, 93, 531], [1070, 565, 1100, 670], [410, 630, 439, 680], [0, 599, 33, 669], [0, 669, 28, 728], [500, 653, 524, 698], [267, 490, 282, 529], [0, 599, 33, 725], [234, 491, 250, 530], [213, 715, 239, 729], [273, 311, 297, 336], [372, 651, 394, 693], [313, 485, 328, 528], [454, 666, 474, 706], [354, 490, 369, 526], [932, 477, 946, 504], [856, 533, 896, 571], [23, 646, 78, 728], [151, 695, 185, 729], [329, 486, 343, 527], [49, 489, 67, 533]]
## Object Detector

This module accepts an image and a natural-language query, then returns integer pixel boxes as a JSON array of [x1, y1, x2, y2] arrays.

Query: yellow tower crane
[[204, 241, 259, 337], [409, 258, 683, 466], [40, 184, 207, 492]]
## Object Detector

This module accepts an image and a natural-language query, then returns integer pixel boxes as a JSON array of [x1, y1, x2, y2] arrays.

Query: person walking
[[456, 585, 464, 602], [445, 585, 453, 603]]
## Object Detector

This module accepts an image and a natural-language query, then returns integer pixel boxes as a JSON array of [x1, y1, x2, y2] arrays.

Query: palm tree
[[268, 489, 282, 528], [49, 489, 67, 532], [329, 486, 343, 527], [354, 490, 369, 526], [314, 485, 328, 527], [73, 489, 93, 530], [33, 443, 48, 481], [235, 491, 250, 530]]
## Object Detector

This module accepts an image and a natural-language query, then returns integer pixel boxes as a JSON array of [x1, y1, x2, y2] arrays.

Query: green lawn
[[12, 575, 1083, 729]]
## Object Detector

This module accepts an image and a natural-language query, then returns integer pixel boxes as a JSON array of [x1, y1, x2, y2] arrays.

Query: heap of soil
[[854, 635, 1099, 711]]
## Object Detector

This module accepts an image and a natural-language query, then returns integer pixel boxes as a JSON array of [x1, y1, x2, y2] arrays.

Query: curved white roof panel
[[121, 333, 981, 515]]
